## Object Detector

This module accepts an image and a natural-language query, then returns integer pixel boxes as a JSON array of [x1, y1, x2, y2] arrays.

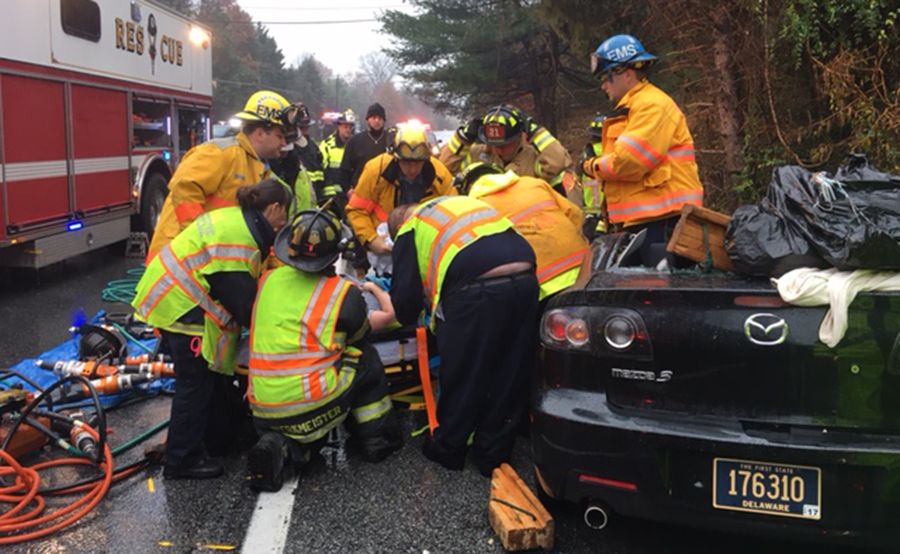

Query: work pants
[[161, 330, 235, 468], [433, 272, 540, 469], [253, 343, 394, 445]]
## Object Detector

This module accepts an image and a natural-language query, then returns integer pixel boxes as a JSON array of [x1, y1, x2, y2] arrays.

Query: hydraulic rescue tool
[[36, 359, 175, 379], [0, 371, 158, 546], [0, 387, 49, 457], [46, 374, 153, 404]]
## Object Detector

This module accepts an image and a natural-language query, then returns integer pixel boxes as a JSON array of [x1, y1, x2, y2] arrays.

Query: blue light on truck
[[163, 151, 172, 161], [67, 221, 83, 231]]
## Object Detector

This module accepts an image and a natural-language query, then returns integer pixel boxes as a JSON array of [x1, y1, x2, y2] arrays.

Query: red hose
[[0, 423, 114, 544]]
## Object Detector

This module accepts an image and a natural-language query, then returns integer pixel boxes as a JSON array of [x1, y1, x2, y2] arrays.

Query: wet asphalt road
[[0, 248, 868, 553]]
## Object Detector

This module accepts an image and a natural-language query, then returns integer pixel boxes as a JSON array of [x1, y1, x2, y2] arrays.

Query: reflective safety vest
[[248, 267, 355, 423], [397, 196, 514, 320], [582, 142, 604, 212], [320, 134, 346, 169], [469, 172, 588, 300], [320, 133, 346, 198], [132, 206, 262, 373], [274, 168, 313, 220]]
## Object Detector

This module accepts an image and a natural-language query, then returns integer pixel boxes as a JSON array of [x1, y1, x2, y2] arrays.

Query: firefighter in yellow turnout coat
[[246, 208, 402, 491], [346, 125, 456, 267], [440, 105, 572, 191], [147, 90, 296, 261], [455, 164, 588, 301], [584, 35, 704, 266]]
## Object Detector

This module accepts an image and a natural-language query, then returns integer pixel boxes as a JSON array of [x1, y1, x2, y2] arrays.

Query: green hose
[[109, 321, 154, 354], [111, 419, 169, 457], [101, 267, 145, 304]]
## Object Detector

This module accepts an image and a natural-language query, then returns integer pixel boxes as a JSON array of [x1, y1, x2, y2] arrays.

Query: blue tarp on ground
[[4, 312, 173, 408]]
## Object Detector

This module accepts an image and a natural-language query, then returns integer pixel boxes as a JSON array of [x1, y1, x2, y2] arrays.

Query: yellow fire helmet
[[233, 90, 294, 127], [392, 125, 431, 161]]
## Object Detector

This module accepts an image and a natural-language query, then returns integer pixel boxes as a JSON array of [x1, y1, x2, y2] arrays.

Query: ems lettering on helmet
[[257, 105, 274, 119], [255, 95, 284, 119], [609, 44, 637, 62]]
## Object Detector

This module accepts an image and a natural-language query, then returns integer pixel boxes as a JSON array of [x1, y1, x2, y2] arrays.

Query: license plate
[[712, 457, 821, 520]]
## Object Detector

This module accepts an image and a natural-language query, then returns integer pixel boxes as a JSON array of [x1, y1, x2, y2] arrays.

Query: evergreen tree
[[381, 0, 566, 132]]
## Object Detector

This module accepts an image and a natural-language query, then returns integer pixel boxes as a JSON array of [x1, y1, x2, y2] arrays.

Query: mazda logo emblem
[[744, 313, 788, 346]]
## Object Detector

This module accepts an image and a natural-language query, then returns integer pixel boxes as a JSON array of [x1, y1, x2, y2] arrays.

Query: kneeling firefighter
[[132, 178, 291, 479], [246, 208, 403, 491]]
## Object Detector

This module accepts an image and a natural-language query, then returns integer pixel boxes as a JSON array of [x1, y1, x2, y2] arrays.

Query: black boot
[[422, 437, 465, 471], [247, 432, 291, 492], [359, 424, 404, 463], [163, 456, 224, 480]]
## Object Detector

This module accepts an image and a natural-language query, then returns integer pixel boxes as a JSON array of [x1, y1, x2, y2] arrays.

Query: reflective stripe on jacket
[[397, 196, 513, 323], [133, 206, 262, 373], [439, 127, 572, 186], [346, 153, 456, 246], [147, 133, 267, 261], [469, 172, 587, 300], [586, 81, 703, 226], [248, 268, 355, 422]]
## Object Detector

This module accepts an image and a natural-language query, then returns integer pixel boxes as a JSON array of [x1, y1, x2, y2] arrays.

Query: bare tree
[[358, 52, 398, 97]]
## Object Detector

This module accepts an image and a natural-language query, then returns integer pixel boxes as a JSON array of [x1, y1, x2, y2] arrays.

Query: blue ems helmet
[[590, 34, 657, 78]]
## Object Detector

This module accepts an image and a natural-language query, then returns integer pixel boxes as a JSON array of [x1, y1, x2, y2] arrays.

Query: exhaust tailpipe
[[584, 502, 609, 530]]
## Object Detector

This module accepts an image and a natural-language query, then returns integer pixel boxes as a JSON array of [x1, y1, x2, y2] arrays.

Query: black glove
[[459, 117, 482, 143]]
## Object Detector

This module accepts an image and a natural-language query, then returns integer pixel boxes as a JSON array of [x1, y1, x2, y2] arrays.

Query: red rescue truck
[[0, 0, 212, 267]]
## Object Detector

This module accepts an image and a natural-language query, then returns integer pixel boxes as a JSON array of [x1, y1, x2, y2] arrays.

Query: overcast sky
[[235, 0, 416, 76]]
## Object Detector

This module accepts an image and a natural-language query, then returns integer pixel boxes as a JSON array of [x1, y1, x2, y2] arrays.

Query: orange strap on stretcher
[[416, 326, 438, 434]]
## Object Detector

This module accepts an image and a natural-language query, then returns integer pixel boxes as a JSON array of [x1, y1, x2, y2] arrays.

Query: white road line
[[241, 476, 300, 554]]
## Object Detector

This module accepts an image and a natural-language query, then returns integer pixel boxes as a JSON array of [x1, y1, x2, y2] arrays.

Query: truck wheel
[[140, 172, 169, 236]]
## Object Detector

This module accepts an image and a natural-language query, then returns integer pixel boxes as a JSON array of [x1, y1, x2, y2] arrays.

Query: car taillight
[[604, 316, 635, 351], [566, 319, 590, 346], [546, 312, 568, 341], [541, 306, 652, 359], [542, 309, 590, 350]]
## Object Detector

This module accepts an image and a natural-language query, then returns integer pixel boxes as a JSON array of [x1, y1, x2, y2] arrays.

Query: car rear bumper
[[532, 386, 900, 548]]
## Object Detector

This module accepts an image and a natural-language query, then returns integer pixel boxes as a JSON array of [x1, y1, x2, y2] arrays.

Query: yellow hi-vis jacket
[[440, 127, 573, 188], [249, 269, 350, 421], [147, 133, 268, 261], [133, 206, 263, 373], [248, 268, 392, 440], [319, 133, 347, 199], [468, 172, 587, 300], [346, 153, 455, 246], [584, 80, 703, 227], [396, 196, 514, 325]]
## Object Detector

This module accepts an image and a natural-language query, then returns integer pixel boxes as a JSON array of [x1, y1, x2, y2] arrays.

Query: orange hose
[[416, 327, 438, 434], [0, 423, 114, 544]]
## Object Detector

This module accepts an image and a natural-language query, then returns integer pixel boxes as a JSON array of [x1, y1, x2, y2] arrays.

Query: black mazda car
[[532, 234, 900, 548]]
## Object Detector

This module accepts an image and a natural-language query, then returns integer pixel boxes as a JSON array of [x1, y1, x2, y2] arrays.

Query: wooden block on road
[[489, 463, 554, 551]]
